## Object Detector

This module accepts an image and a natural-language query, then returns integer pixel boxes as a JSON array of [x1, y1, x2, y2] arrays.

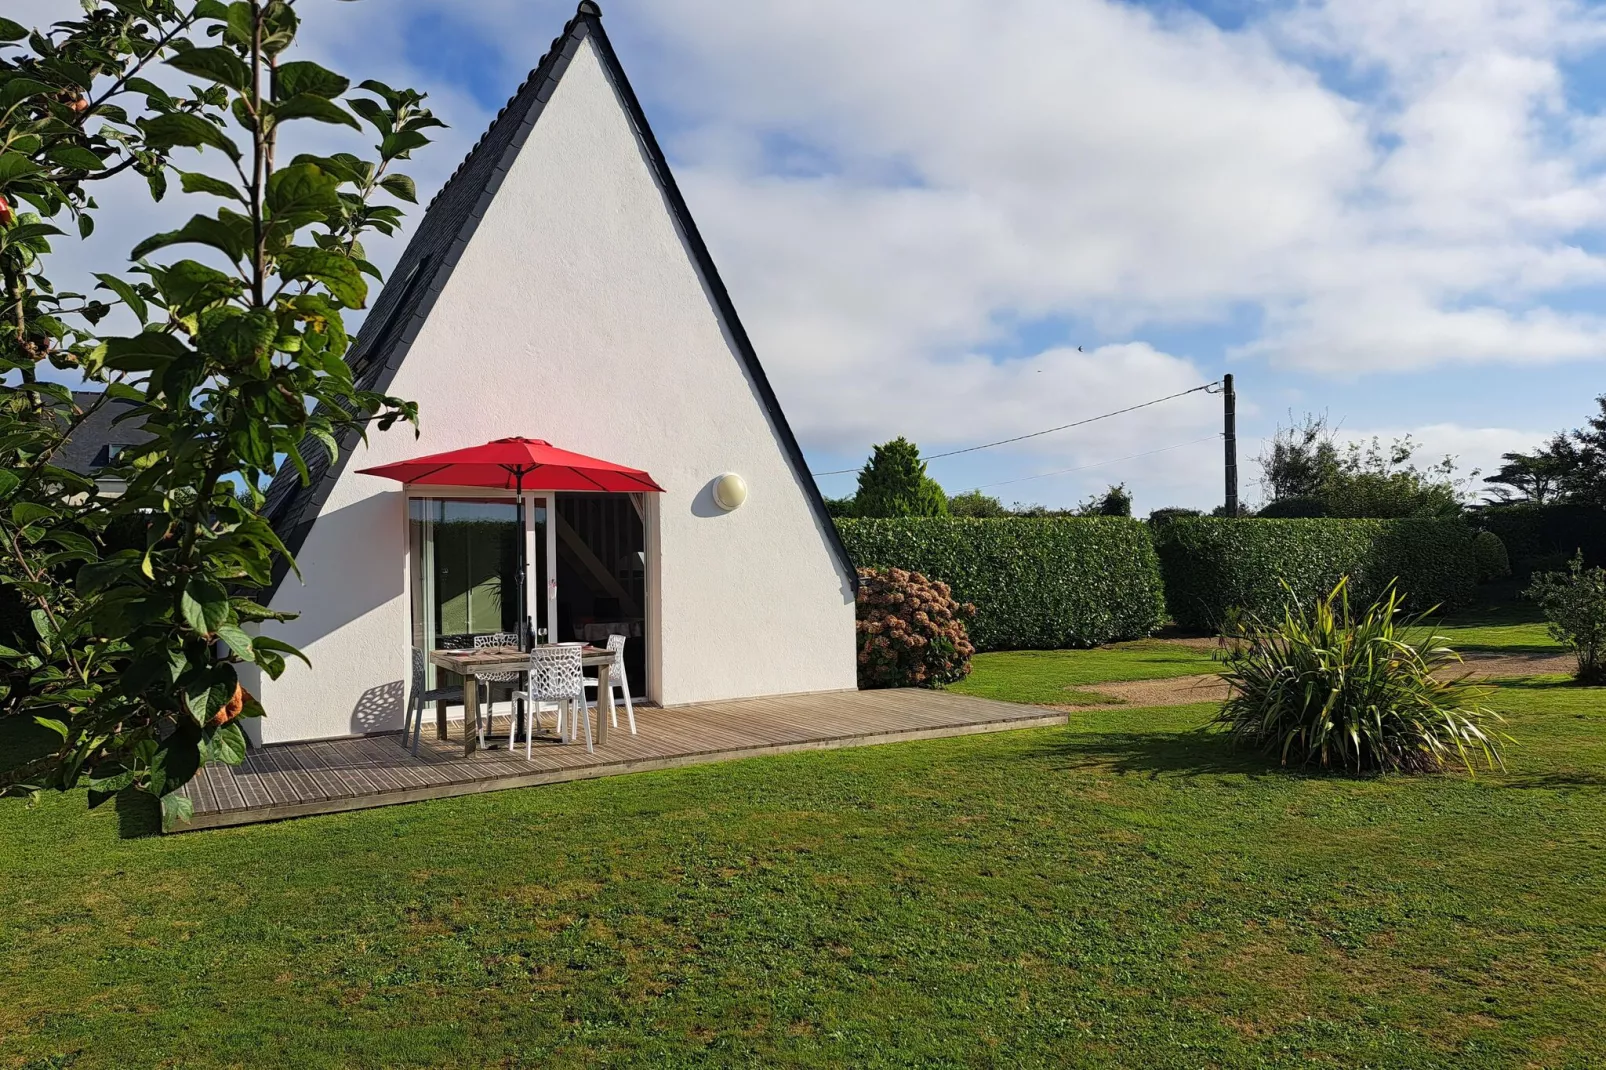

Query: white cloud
[[11, 0, 1606, 512]]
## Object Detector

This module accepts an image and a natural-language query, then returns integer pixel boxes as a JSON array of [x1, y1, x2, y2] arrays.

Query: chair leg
[[579, 693, 593, 753], [410, 694, 424, 756], [607, 684, 617, 728], [619, 670, 636, 735]]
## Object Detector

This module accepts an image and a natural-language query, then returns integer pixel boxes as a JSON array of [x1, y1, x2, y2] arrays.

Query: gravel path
[[1054, 650, 1577, 712]]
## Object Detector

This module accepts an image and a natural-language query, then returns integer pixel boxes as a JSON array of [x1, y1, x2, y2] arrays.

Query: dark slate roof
[[53, 390, 154, 476], [262, 1, 856, 595]]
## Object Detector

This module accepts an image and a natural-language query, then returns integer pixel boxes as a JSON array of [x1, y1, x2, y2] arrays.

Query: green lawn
[[1427, 590, 1565, 655], [4, 673, 1604, 1068], [949, 639, 1220, 705]]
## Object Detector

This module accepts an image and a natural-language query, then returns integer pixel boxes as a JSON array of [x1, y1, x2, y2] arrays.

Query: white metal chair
[[402, 647, 466, 755], [472, 631, 520, 747], [584, 633, 636, 735], [511, 645, 589, 757]]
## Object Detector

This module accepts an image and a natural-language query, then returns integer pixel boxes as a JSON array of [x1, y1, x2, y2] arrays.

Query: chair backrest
[[605, 633, 627, 663], [474, 632, 521, 682], [411, 646, 426, 688], [526, 645, 584, 700]]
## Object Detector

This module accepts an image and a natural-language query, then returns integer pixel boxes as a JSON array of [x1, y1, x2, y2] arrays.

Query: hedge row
[[1153, 517, 1477, 631], [836, 517, 1166, 651], [1476, 503, 1606, 575]]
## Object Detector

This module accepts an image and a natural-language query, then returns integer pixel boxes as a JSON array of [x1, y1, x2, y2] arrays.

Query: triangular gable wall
[[264, 2, 854, 592]]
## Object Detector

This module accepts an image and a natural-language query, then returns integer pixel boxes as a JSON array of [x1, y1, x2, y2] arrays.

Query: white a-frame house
[[247, 2, 857, 745]]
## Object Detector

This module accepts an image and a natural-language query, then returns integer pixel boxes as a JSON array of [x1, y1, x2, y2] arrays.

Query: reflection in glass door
[[409, 497, 549, 688]]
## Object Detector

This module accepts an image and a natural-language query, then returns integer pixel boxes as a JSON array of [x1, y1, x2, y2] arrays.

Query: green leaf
[[0, 17, 28, 41], [154, 259, 241, 310], [12, 501, 55, 526], [206, 721, 247, 765], [278, 246, 366, 308], [0, 151, 42, 183], [101, 331, 189, 371], [159, 790, 194, 832], [77, 557, 133, 594], [166, 45, 250, 91], [87, 769, 135, 795], [378, 173, 417, 203], [271, 94, 359, 129], [379, 129, 430, 159], [274, 60, 349, 101], [34, 717, 69, 740], [250, 634, 310, 668], [179, 171, 246, 202], [216, 622, 255, 662], [199, 306, 276, 370], [265, 162, 340, 225], [131, 212, 250, 263], [44, 144, 107, 171], [139, 112, 240, 160], [180, 574, 230, 636], [93, 273, 148, 325], [0, 470, 18, 498]]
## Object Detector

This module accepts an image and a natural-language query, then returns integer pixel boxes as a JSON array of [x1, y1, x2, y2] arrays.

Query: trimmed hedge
[[1473, 530, 1511, 583], [1477, 503, 1606, 576], [836, 517, 1166, 651], [1154, 518, 1477, 631]]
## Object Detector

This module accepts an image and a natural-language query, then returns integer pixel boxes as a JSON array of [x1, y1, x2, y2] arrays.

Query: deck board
[[171, 688, 1064, 831]]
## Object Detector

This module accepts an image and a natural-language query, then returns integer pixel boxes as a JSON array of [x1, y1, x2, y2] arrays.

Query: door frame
[[402, 487, 555, 688], [399, 486, 658, 703]]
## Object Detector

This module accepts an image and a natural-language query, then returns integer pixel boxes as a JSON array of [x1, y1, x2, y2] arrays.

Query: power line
[[809, 381, 1221, 476], [968, 433, 1223, 491]]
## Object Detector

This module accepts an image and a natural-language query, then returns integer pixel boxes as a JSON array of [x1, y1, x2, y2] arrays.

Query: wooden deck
[[171, 689, 1063, 832]]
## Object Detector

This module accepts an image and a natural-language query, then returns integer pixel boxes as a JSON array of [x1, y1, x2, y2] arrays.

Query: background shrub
[[1256, 495, 1329, 518], [1477, 503, 1606, 577], [1526, 554, 1606, 684], [838, 518, 1166, 651], [855, 568, 975, 688], [1472, 530, 1511, 583], [1154, 517, 1477, 631]]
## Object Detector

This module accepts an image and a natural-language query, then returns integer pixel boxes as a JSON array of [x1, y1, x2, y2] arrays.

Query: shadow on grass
[[1498, 771, 1606, 789], [113, 788, 161, 838], [1025, 727, 1313, 780], [1485, 676, 1594, 690], [0, 714, 56, 775]]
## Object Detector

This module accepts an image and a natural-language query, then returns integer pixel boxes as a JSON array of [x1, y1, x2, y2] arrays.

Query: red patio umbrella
[[356, 436, 663, 494], [358, 437, 662, 647]]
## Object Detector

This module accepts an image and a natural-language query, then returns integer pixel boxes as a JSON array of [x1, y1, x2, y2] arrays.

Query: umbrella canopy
[[356, 436, 663, 493]]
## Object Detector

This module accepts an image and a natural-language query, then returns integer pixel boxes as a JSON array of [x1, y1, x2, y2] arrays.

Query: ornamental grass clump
[[1214, 579, 1508, 775], [856, 567, 976, 688]]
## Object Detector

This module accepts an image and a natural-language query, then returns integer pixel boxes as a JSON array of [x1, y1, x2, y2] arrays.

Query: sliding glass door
[[409, 496, 551, 688]]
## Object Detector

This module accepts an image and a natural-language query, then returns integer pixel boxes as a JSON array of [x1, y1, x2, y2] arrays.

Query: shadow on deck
[[172, 688, 1063, 831]]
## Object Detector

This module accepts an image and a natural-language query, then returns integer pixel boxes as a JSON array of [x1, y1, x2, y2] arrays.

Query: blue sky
[[22, 0, 1606, 512]]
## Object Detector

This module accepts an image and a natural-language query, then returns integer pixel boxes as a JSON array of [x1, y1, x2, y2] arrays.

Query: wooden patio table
[[429, 644, 614, 756]]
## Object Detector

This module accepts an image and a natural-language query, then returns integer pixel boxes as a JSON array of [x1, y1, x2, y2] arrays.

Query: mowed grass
[[1428, 589, 1565, 655], [949, 639, 1220, 705], [3, 676, 1604, 1068]]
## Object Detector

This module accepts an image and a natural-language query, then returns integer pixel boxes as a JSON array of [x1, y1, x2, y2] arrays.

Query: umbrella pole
[[515, 470, 529, 651]]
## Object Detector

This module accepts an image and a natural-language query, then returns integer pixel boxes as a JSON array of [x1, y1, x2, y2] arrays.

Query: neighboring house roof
[[53, 390, 154, 478], [262, 1, 856, 594]]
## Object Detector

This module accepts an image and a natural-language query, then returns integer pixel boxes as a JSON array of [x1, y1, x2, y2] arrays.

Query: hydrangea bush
[[856, 567, 976, 689]]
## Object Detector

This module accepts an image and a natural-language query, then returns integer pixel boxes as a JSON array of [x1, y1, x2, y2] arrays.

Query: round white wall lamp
[[712, 472, 748, 512]]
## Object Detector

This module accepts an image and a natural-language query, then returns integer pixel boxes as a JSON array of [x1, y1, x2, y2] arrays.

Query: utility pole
[[1223, 373, 1238, 517]]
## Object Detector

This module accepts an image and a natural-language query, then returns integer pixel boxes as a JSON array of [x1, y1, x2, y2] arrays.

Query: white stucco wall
[[248, 37, 857, 744]]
